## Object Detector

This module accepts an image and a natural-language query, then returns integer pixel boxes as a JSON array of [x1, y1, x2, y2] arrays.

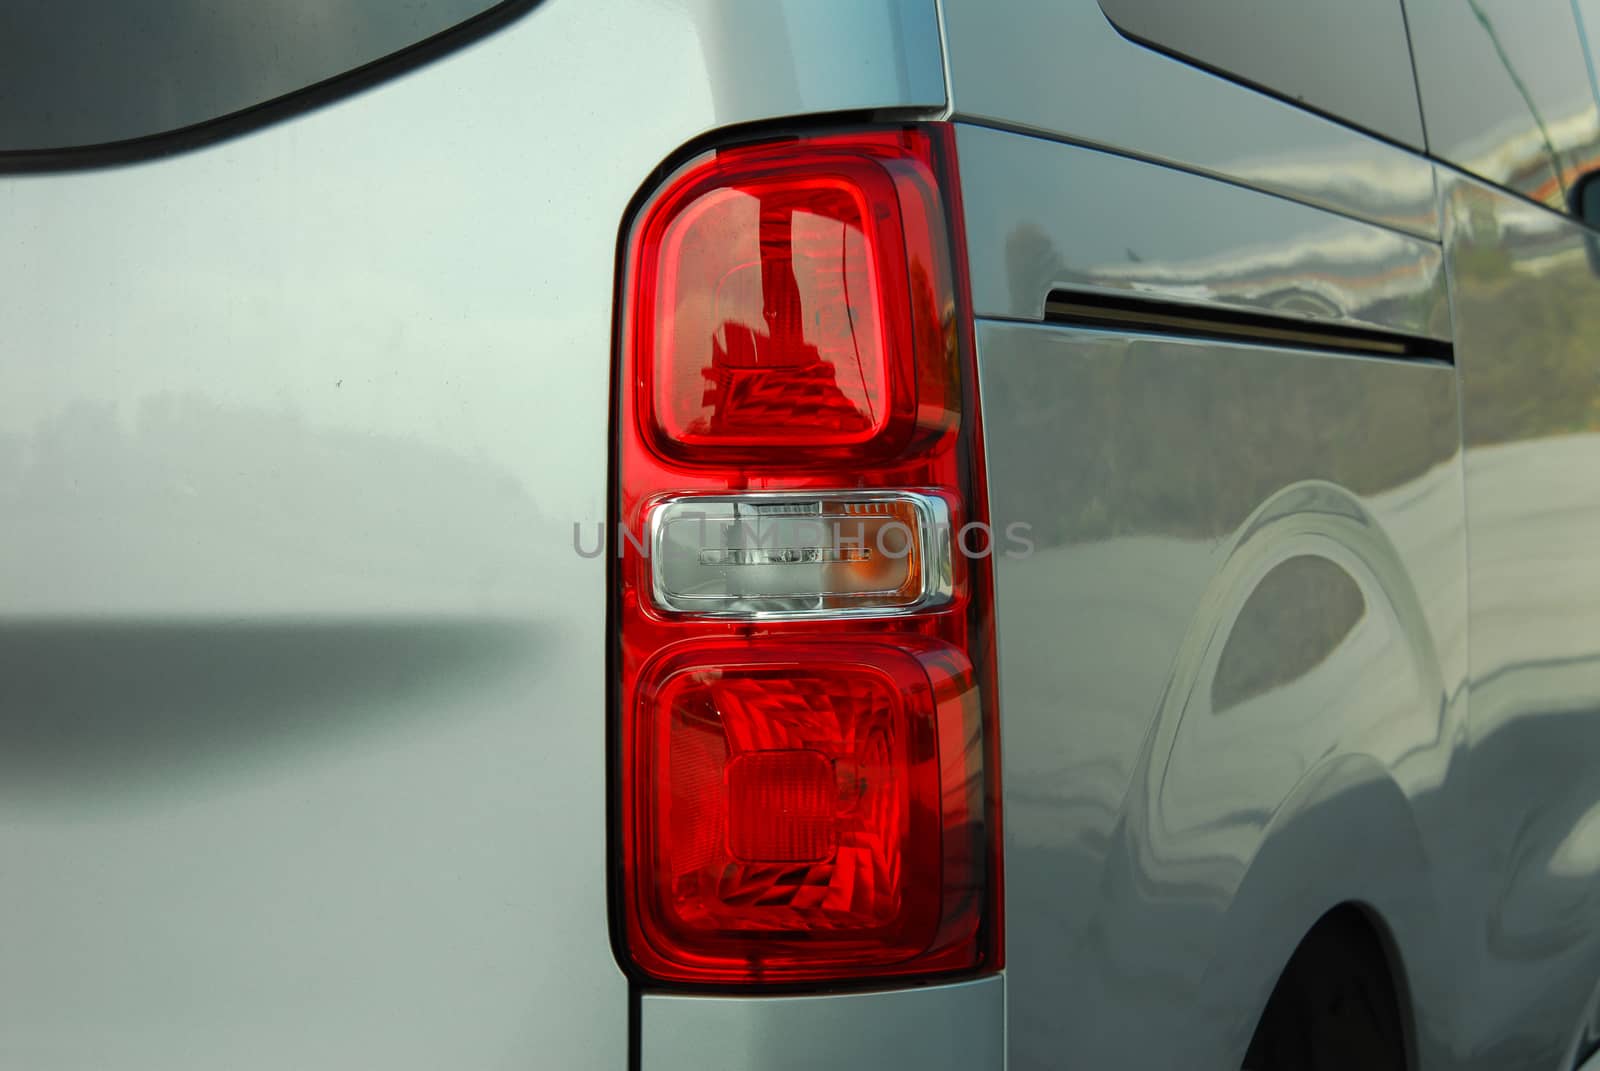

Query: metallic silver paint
[[1404, 0, 1600, 215], [14, 0, 1600, 1067], [956, 124, 1451, 340], [976, 316, 1468, 1070], [966, 104, 1600, 1067], [1096, 0, 1427, 150], [640, 974, 1003, 1070], [940, 0, 1442, 238], [1439, 168, 1600, 1071], [0, 1, 946, 1068]]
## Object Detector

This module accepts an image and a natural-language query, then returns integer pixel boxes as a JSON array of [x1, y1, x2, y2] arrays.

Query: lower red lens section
[[725, 750, 837, 864], [625, 639, 987, 984]]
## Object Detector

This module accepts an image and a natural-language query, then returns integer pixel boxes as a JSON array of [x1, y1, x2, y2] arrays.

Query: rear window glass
[[0, 0, 513, 152]]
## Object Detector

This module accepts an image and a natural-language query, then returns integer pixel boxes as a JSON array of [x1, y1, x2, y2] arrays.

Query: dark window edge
[[0, 0, 543, 176]]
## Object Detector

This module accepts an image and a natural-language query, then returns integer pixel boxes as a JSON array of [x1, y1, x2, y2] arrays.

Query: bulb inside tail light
[[615, 125, 1001, 987]]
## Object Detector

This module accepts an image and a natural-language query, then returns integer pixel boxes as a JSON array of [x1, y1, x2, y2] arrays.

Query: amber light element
[[616, 125, 1001, 987]]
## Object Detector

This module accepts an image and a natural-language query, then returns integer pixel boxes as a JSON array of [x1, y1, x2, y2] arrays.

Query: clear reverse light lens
[[648, 491, 953, 618]]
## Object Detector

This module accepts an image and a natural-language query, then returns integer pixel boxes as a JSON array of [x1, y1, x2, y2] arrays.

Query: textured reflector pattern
[[657, 662, 911, 932], [726, 751, 837, 863], [626, 639, 988, 982]]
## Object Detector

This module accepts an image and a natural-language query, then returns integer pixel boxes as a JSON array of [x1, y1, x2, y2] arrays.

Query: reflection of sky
[[1581, 0, 1600, 104], [944, 0, 1441, 236], [1449, 0, 1590, 114], [1410, 0, 1600, 204], [960, 125, 1445, 334]]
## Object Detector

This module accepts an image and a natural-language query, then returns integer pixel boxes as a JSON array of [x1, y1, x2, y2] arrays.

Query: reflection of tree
[[1, 392, 547, 611], [986, 224, 1459, 548], [985, 316, 1459, 548], [694, 206, 868, 439], [702, 318, 864, 438], [1452, 196, 1600, 447]]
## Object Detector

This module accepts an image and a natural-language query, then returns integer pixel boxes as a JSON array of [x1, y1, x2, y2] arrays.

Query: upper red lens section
[[655, 175, 888, 447], [628, 130, 959, 466]]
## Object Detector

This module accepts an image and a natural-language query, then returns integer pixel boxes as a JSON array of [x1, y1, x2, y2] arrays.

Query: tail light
[[614, 126, 1001, 986]]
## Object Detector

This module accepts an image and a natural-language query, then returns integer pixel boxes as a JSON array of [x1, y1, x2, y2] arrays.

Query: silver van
[[7, 2, 1600, 1069]]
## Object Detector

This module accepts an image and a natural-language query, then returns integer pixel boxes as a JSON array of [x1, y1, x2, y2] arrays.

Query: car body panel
[[941, 0, 1441, 239], [1404, 0, 1600, 216], [955, 124, 1450, 338], [1096, 0, 1426, 149], [640, 975, 1003, 1071], [0, 1, 946, 1068], [10, 0, 1600, 1067], [1441, 169, 1600, 1071], [976, 315, 1467, 1070]]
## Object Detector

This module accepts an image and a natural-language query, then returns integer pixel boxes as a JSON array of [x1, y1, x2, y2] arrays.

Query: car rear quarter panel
[[958, 121, 1470, 1070], [1440, 169, 1600, 1071], [953, 4, 1600, 1063]]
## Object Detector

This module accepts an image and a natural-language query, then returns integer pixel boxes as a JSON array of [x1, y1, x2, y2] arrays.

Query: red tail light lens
[[724, 749, 836, 865], [629, 130, 959, 466], [616, 126, 1000, 986], [630, 640, 984, 981], [650, 173, 890, 448]]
